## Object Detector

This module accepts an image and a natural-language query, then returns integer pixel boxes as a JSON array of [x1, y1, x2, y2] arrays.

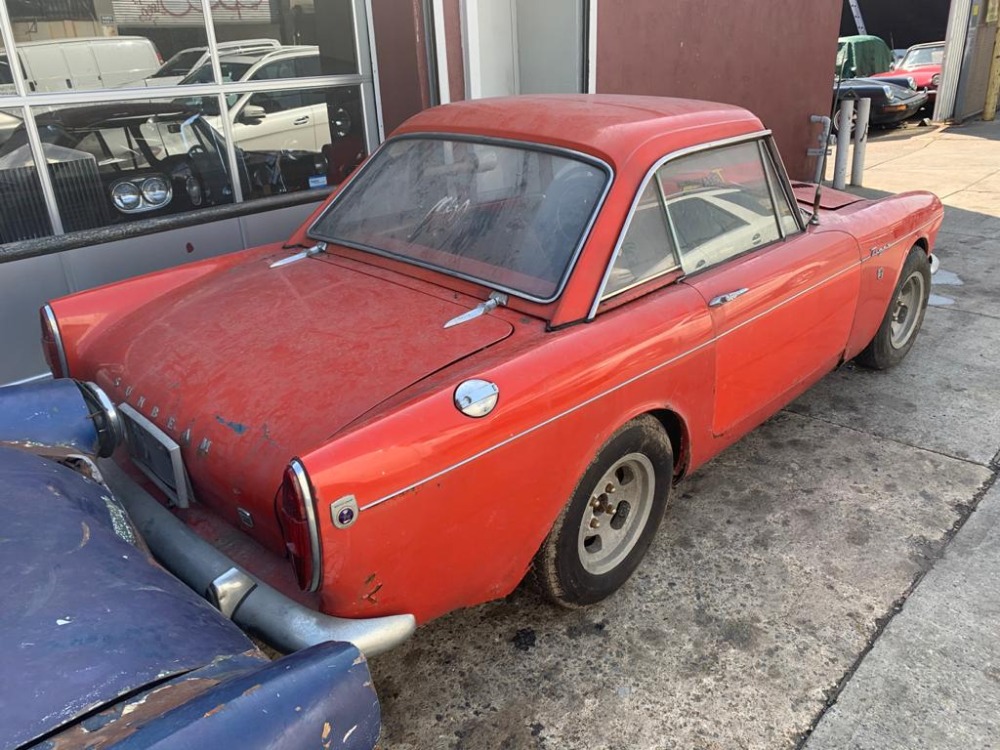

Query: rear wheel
[[856, 246, 931, 369], [533, 416, 673, 607]]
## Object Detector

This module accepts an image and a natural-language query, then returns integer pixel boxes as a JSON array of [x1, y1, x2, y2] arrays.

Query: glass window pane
[[0, 100, 236, 234], [212, 0, 358, 77], [657, 141, 782, 273], [605, 180, 679, 297], [5, 5, 209, 91], [311, 138, 608, 301], [236, 84, 367, 200], [0, 107, 53, 243], [0, 38, 15, 95], [762, 145, 800, 236]]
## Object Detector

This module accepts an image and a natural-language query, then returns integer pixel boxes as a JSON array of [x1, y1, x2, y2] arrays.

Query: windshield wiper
[[444, 291, 508, 329]]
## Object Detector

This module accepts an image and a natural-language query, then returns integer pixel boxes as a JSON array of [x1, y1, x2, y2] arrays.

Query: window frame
[[591, 131, 808, 316], [0, 0, 378, 244]]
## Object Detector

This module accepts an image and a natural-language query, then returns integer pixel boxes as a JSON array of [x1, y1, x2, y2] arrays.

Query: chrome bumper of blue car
[[100, 459, 416, 657]]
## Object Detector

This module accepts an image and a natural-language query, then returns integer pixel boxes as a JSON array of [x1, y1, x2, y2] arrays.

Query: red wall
[[370, 0, 433, 134], [595, 0, 842, 180]]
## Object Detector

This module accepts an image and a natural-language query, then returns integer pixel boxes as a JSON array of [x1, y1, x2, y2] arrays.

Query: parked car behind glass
[[0, 36, 161, 95], [143, 39, 281, 87], [0, 102, 328, 243]]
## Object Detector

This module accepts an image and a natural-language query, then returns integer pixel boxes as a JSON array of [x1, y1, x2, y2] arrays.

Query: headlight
[[110, 175, 173, 214], [185, 175, 203, 206], [111, 181, 141, 211], [907, 76, 916, 90], [883, 85, 895, 100], [141, 176, 171, 206], [932, 73, 941, 87]]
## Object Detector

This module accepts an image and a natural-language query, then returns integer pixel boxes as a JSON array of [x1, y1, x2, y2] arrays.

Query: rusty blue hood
[[0, 447, 254, 749]]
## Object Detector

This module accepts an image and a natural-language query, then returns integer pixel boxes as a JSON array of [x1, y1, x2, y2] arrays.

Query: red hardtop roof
[[392, 94, 765, 167]]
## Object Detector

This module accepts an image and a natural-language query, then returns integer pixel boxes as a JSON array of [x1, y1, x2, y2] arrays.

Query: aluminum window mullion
[[363, 0, 385, 142], [20, 104, 65, 235], [197, 0, 244, 204], [17, 76, 371, 108], [0, 1, 27, 99], [758, 140, 786, 240], [199, 0, 224, 89], [0, 0, 65, 235]]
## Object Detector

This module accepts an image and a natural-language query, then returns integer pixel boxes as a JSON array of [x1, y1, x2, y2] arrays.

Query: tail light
[[279, 459, 321, 592], [40, 304, 68, 378]]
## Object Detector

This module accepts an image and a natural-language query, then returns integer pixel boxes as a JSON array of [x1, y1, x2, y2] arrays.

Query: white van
[[0, 37, 161, 93]]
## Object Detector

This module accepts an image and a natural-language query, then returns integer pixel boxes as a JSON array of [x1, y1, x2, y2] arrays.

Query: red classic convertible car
[[41, 95, 943, 654]]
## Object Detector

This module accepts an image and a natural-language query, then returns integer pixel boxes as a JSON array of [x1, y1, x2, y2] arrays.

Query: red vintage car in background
[[873, 41, 944, 103], [40, 95, 943, 655]]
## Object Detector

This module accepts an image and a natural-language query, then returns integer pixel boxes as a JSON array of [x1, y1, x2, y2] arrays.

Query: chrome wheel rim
[[890, 271, 926, 349], [577, 453, 655, 575]]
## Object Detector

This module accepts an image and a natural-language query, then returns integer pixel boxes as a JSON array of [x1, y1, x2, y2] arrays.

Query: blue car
[[0, 379, 381, 750]]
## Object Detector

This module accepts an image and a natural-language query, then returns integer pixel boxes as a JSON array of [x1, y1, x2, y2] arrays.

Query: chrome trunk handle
[[709, 288, 750, 307]]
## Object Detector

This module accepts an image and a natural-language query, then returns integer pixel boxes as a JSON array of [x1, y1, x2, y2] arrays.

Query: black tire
[[856, 246, 931, 370], [533, 415, 673, 608]]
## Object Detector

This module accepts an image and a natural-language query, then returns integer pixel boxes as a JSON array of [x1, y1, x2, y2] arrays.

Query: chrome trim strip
[[759, 140, 787, 240], [763, 136, 806, 234], [289, 459, 323, 593], [307, 132, 616, 305], [588, 129, 772, 319], [361, 256, 864, 513], [42, 304, 69, 378]]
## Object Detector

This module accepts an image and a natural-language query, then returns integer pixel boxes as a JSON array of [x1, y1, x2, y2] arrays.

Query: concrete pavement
[[371, 120, 1000, 749], [802, 119, 1000, 749]]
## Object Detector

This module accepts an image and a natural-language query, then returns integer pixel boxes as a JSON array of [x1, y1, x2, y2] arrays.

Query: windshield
[[152, 49, 205, 78], [902, 45, 943, 67], [310, 137, 608, 300]]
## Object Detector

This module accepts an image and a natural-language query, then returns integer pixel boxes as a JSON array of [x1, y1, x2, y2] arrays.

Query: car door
[[668, 138, 862, 437], [231, 90, 315, 152]]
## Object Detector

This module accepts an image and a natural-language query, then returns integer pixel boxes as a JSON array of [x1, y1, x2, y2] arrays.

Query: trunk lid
[[86, 253, 514, 551]]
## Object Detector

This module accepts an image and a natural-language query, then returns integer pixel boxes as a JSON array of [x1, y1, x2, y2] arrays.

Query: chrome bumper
[[99, 459, 416, 657]]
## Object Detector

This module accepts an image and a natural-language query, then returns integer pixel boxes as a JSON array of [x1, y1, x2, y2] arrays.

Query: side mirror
[[239, 104, 267, 124]]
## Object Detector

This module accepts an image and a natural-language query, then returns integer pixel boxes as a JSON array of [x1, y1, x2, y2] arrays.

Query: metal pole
[[850, 98, 871, 187], [983, 25, 1000, 121], [833, 99, 854, 190], [809, 114, 832, 184]]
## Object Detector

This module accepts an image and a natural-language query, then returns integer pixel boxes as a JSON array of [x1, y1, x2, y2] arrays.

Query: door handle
[[709, 288, 750, 307], [293, 116, 310, 125]]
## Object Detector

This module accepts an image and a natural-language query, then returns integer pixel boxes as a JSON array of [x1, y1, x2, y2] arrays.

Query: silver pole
[[809, 114, 832, 184], [850, 98, 871, 187], [833, 99, 854, 190]]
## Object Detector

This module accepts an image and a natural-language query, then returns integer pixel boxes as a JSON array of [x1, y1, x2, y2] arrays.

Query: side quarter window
[[657, 140, 785, 274], [604, 180, 680, 297], [761, 141, 801, 237]]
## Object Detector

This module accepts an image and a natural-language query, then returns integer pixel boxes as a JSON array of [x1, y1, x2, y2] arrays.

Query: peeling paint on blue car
[[0, 380, 381, 749]]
